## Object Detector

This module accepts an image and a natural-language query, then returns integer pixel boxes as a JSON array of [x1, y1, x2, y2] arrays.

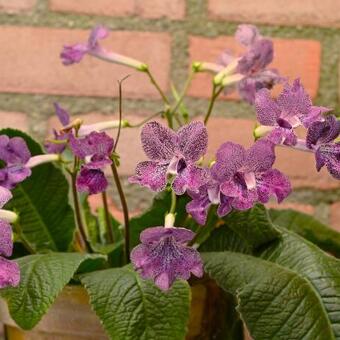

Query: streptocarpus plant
[[0, 24, 340, 340]]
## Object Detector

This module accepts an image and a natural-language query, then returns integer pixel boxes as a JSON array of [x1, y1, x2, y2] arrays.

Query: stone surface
[[189, 36, 321, 100], [50, 0, 185, 19], [0, 0, 36, 13], [330, 202, 340, 232], [0, 26, 171, 99], [0, 111, 28, 131], [208, 0, 340, 28]]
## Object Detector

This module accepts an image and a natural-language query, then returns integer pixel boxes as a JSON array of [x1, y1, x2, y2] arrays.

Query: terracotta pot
[[0, 281, 241, 340]]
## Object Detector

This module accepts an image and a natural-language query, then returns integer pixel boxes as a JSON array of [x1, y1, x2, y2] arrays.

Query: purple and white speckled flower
[[254, 79, 331, 145], [129, 121, 208, 195], [216, 24, 284, 104], [306, 115, 340, 179], [211, 140, 291, 210], [69, 131, 114, 194], [61, 25, 146, 70], [131, 226, 203, 291], [0, 136, 32, 189], [0, 187, 20, 288]]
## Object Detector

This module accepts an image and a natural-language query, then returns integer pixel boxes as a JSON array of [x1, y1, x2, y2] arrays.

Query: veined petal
[[255, 88, 281, 126], [140, 227, 195, 244], [211, 142, 246, 182], [141, 121, 177, 161], [128, 161, 168, 192], [235, 24, 260, 46], [177, 121, 208, 162], [0, 186, 12, 208], [76, 167, 108, 195], [0, 257, 20, 288], [0, 220, 13, 257], [245, 140, 275, 173], [257, 169, 291, 203], [186, 196, 211, 225]]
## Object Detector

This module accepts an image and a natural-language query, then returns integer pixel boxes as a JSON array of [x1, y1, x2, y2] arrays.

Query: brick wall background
[[0, 0, 340, 232]]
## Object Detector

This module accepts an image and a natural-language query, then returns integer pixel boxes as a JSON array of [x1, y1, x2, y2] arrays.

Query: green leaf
[[81, 267, 191, 340], [203, 227, 340, 339], [129, 191, 189, 249], [222, 204, 281, 249], [0, 253, 103, 329], [2, 129, 75, 252], [269, 208, 340, 257]]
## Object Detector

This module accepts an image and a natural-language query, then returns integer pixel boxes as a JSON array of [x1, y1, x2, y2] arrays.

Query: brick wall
[[0, 0, 340, 231]]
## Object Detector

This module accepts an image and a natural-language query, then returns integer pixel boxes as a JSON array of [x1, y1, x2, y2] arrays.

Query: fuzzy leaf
[[81, 267, 190, 340]]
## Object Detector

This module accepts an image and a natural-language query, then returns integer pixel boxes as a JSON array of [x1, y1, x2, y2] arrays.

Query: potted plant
[[0, 24, 339, 340]]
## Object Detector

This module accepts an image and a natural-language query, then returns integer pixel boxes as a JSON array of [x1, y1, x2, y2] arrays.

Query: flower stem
[[111, 162, 130, 262], [169, 190, 177, 214], [204, 84, 224, 125], [144, 68, 173, 128], [71, 171, 90, 252], [102, 191, 114, 243], [13, 221, 36, 254]]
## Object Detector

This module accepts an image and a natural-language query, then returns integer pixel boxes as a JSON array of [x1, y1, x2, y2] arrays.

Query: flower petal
[[0, 257, 20, 288], [177, 121, 208, 162], [301, 106, 331, 128], [60, 44, 89, 65], [76, 167, 108, 195], [257, 169, 291, 203], [141, 121, 177, 161], [0, 136, 31, 165], [172, 164, 208, 195], [211, 142, 246, 182], [0, 220, 13, 257], [186, 196, 211, 225], [217, 194, 232, 217], [140, 227, 195, 244], [255, 88, 281, 126], [0, 186, 12, 208], [277, 78, 311, 121], [267, 127, 297, 146], [245, 140, 275, 173], [316, 144, 340, 180], [235, 24, 260, 46], [53, 102, 70, 126], [88, 25, 109, 50]]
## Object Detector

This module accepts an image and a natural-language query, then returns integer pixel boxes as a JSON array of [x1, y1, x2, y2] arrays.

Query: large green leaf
[[269, 208, 340, 257], [222, 204, 281, 249], [81, 267, 191, 340], [0, 253, 104, 329], [203, 226, 340, 339], [129, 191, 189, 249], [2, 129, 75, 252]]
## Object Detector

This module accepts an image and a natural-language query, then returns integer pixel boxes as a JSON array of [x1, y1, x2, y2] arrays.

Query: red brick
[[135, 0, 185, 19], [189, 36, 321, 100], [0, 27, 171, 99], [0, 111, 28, 132], [0, 0, 36, 12], [208, 0, 340, 28], [330, 202, 340, 232], [49, 0, 185, 19], [48, 114, 340, 190], [49, 0, 135, 17]]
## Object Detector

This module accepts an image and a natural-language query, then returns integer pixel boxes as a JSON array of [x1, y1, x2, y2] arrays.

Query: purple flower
[[211, 140, 291, 210], [0, 187, 20, 288], [69, 132, 114, 194], [306, 115, 340, 179], [45, 103, 71, 154], [218, 24, 283, 104], [0, 136, 31, 189], [255, 79, 331, 145], [131, 226, 203, 291], [61, 25, 109, 65], [186, 175, 232, 225], [129, 121, 208, 195]]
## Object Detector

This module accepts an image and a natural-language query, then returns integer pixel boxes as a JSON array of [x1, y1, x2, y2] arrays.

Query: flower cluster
[[46, 103, 116, 195], [0, 186, 20, 288]]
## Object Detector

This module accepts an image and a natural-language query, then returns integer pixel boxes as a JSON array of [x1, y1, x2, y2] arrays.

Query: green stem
[[170, 69, 195, 117], [203, 84, 224, 125], [144, 68, 173, 128], [71, 171, 90, 252], [169, 190, 177, 214], [128, 110, 165, 128], [111, 162, 130, 263], [102, 191, 114, 243], [13, 222, 36, 254]]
